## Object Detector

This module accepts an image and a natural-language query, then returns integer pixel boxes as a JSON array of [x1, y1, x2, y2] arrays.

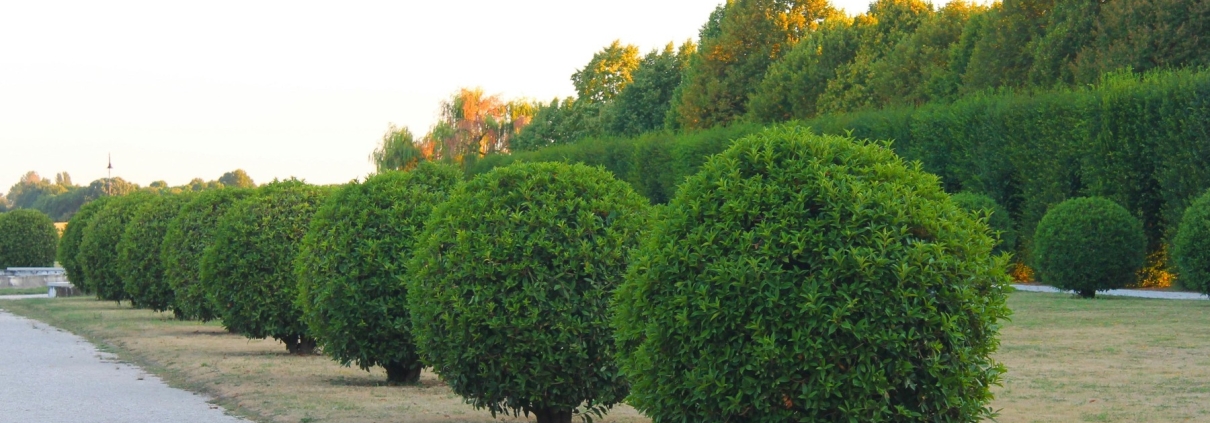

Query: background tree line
[[374, 0, 1208, 171], [0, 169, 256, 222]]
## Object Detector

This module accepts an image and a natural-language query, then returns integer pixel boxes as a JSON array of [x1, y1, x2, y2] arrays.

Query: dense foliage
[[470, 123, 763, 204], [57, 197, 112, 290], [1033, 197, 1146, 298], [78, 194, 150, 301], [162, 188, 254, 321], [408, 162, 650, 423], [803, 68, 1210, 259], [613, 127, 1011, 421], [951, 192, 1016, 254], [296, 163, 460, 383], [201, 181, 328, 353], [0, 209, 58, 268], [3, 169, 242, 223], [118, 194, 191, 313], [1173, 190, 1210, 294]]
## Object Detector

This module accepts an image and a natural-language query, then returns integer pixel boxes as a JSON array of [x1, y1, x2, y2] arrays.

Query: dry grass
[[3, 292, 1210, 422], [0, 297, 648, 423], [992, 292, 1210, 422]]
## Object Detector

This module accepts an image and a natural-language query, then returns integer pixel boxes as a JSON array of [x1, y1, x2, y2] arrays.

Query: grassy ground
[[2, 292, 1208, 422], [0, 287, 49, 295], [993, 292, 1210, 422], [0, 297, 648, 423]]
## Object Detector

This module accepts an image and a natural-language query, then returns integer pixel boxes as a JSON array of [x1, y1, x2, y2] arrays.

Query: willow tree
[[418, 88, 537, 163]]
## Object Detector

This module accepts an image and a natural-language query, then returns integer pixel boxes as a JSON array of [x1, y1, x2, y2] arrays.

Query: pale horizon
[[1, 0, 979, 191]]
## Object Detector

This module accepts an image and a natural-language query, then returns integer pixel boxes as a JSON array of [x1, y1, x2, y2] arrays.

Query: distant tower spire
[[107, 153, 113, 196]]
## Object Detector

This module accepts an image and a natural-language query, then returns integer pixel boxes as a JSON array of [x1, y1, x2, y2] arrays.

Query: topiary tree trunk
[[282, 335, 318, 355], [384, 362, 423, 384], [1078, 289, 1096, 299], [530, 408, 572, 423]]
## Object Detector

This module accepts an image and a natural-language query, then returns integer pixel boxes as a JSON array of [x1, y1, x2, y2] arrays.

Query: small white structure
[[1, 267, 70, 290]]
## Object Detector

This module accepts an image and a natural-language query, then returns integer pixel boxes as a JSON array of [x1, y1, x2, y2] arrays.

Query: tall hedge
[[613, 127, 1012, 421], [802, 68, 1210, 258], [201, 181, 329, 353], [296, 162, 460, 383], [161, 188, 253, 321], [951, 192, 1016, 255], [58, 197, 113, 290], [473, 68, 1210, 267], [408, 162, 651, 423], [79, 194, 152, 301], [0, 209, 58, 268], [466, 123, 763, 204], [118, 194, 191, 313]]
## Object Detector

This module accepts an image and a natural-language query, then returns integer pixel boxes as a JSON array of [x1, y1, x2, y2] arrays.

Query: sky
[[0, 0, 974, 191]]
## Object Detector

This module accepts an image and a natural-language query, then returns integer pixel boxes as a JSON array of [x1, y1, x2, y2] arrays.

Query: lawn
[[2, 292, 1209, 422], [0, 286, 49, 295]]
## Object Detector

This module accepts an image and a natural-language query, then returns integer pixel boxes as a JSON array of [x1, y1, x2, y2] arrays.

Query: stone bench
[[46, 281, 80, 298]]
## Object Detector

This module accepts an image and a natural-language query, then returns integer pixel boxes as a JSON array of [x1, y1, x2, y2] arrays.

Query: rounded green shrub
[[0, 209, 58, 268], [162, 188, 254, 321], [118, 194, 192, 313], [951, 192, 1016, 254], [1032, 197, 1146, 298], [58, 197, 113, 291], [612, 126, 1012, 422], [201, 180, 329, 353], [296, 163, 460, 383], [1172, 190, 1210, 294], [408, 162, 650, 423], [79, 194, 152, 301]]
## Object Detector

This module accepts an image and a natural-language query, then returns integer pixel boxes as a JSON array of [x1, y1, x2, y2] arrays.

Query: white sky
[[0, 0, 973, 190]]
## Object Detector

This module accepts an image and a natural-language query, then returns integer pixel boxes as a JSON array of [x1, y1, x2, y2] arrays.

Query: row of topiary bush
[[95, 126, 1210, 420], [0, 209, 58, 269]]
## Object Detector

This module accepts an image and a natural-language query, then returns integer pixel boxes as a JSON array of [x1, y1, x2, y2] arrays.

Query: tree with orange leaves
[[418, 88, 537, 164]]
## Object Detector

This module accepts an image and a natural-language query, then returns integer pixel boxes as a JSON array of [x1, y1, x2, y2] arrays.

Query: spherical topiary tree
[[1172, 190, 1210, 294], [162, 188, 254, 321], [201, 180, 329, 353], [296, 162, 460, 383], [79, 194, 153, 302], [118, 193, 192, 313], [951, 192, 1016, 255], [58, 197, 113, 292], [612, 126, 1012, 422], [408, 162, 650, 423], [0, 209, 58, 268], [1033, 197, 1145, 298]]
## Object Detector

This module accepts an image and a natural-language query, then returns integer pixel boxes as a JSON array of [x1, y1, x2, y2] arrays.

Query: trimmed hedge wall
[[161, 188, 254, 322], [0, 209, 58, 268], [467, 123, 762, 204], [471, 68, 1210, 268], [803, 68, 1210, 259]]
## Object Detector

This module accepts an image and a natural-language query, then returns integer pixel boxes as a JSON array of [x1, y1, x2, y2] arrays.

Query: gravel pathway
[[0, 309, 247, 423], [1013, 284, 1209, 300]]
